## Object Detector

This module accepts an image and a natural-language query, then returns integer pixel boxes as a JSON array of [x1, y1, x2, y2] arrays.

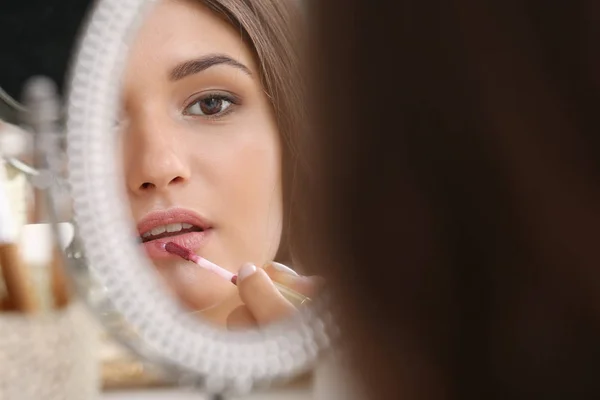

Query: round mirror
[[41, 0, 333, 395]]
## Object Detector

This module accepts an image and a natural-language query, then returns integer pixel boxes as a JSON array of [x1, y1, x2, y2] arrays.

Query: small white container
[[19, 223, 74, 310]]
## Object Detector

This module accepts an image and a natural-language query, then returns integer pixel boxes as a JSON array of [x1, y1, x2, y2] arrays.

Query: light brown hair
[[198, 0, 307, 264]]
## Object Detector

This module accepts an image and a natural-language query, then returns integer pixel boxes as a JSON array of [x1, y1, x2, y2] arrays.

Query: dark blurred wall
[[0, 0, 94, 100]]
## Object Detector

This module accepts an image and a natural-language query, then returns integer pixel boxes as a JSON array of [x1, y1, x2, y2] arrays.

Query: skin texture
[[121, 0, 285, 321]]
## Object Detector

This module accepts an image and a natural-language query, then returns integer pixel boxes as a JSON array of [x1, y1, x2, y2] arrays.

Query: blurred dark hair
[[297, 0, 600, 398]]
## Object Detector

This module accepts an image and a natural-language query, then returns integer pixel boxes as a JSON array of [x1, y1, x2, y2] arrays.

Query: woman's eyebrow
[[169, 54, 252, 81]]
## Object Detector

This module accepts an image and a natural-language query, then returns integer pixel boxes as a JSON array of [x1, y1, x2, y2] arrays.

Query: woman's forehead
[[126, 0, 256, 79]]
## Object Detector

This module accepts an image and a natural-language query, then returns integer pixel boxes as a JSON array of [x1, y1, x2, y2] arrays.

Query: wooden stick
[[0, 294, 13, 311], [50, 246, 70, 309], [0, 243, 38, 313]]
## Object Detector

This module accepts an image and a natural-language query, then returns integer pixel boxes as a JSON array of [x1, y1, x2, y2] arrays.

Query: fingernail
[[271, 262, 299, 276], [237, 263, 257, 282]]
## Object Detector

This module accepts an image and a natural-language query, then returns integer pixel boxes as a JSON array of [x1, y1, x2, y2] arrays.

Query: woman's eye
[[185, 95, 233, 117]]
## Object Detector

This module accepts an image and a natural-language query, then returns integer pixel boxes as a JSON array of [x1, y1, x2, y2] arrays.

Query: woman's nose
[[125, 122, 191, 194]]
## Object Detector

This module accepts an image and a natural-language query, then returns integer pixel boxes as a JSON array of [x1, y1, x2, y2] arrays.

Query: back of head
[[302, 0, 600, 398]]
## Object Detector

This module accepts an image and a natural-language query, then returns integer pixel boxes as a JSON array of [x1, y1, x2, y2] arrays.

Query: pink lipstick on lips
[[137, 207, 212, 259]]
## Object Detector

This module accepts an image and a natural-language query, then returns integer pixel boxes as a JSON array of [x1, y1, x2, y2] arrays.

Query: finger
[[237, 263, 297, 325], [264, 262, 325, 297], [198, 290, 249, 327], [225, 305, 257, 330]]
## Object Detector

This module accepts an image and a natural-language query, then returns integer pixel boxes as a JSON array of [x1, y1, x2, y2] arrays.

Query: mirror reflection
[[119, 0, 321, 329]]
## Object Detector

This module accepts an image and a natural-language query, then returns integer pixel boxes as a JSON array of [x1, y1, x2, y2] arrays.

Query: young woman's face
[[121, 0, 283, 311]]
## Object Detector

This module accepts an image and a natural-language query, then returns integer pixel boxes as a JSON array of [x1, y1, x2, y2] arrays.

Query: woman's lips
[[142, 229, 212, 260], [137, 207, 214, 259], [137, 207, 212, 238]]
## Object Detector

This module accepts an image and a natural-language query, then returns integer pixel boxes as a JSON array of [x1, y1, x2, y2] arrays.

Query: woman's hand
[[226, 262, 324, 329]]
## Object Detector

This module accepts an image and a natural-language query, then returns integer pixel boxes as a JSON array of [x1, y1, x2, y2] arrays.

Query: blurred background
[[0, 0, 91, 98]]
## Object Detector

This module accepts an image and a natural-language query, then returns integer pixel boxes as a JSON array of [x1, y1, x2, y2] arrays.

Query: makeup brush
[[163, 242, 311, 307], [0, 160, 37, 312]]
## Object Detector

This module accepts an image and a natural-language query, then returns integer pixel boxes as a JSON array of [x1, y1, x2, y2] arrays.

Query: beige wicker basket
[[0, 303, 100, 400]]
